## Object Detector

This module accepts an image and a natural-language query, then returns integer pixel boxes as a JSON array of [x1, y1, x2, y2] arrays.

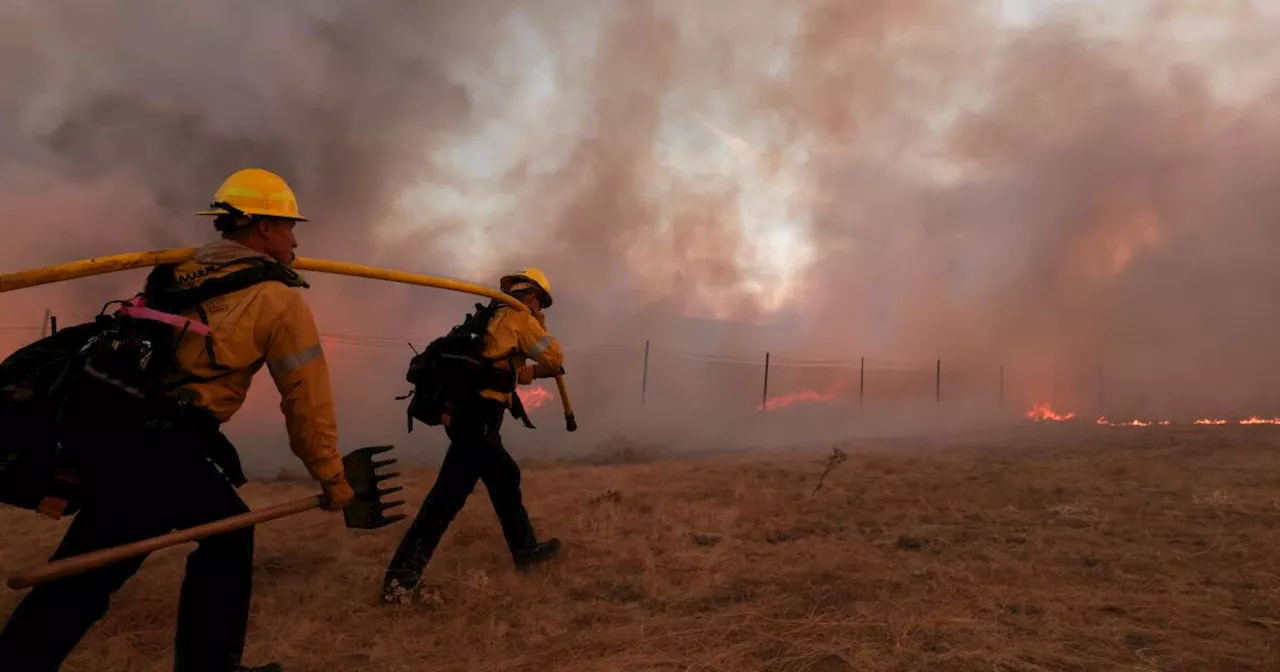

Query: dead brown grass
[[3, 426, 1280, 671]]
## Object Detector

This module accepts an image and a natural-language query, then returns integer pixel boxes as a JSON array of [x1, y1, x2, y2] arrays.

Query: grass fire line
[[1024, 402, 1280, 427]]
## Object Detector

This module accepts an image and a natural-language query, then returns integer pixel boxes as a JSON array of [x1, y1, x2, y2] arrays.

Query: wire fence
[[3, 311, 1276, 425], [1, 314, 1011, 402]]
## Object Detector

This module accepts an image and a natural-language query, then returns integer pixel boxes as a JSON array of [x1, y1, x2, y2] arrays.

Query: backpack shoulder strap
[[139, 257, 310, 379], [144, 257, 308, 314], [466, 301, 519, 360], [466, 301, 502, 332]]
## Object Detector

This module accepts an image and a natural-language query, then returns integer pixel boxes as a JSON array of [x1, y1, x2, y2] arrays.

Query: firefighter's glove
[[518, 364, 536, 386], [319, 473, 355, 511]]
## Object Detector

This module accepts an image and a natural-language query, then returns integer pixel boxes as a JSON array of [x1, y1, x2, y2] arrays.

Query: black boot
[[380, 569, 421, 606], [514, 537, 561, 572]]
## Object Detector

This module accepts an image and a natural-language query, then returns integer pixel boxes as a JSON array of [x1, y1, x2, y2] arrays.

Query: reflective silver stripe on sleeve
[[268, 343, 324, 377], [528, 335, 553, 359]]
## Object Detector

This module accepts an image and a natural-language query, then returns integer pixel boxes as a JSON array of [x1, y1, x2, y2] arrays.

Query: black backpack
[[0, 256, 307, 519], [400, 301, 535, 431]]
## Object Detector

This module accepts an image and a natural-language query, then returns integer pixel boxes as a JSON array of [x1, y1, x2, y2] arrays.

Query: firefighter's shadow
[[254, 548, 333, 582]]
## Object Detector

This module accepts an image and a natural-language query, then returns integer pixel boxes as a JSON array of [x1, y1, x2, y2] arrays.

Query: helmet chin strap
[[211, 201, 260, 225]]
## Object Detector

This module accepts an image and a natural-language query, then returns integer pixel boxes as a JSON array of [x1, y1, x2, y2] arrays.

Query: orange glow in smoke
[[521, 384, 551, 411], [759, 388, 839, 412]]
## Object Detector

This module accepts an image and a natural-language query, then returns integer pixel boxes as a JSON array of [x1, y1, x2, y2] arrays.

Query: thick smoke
[[2, 1, 1279, 473], [792, 2, 1280, 420]]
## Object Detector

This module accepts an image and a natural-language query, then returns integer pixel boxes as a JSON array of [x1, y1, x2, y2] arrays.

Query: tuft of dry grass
[[2, 427, 1279, 671], [568, 434, 669, 467]]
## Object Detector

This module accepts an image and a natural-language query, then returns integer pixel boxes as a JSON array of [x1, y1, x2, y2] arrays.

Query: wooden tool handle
[[6, 495, 321, 590], [554, 374, 577, 432]]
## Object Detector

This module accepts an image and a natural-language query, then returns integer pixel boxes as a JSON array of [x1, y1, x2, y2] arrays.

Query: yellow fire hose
[[0, 248, 576, 431]]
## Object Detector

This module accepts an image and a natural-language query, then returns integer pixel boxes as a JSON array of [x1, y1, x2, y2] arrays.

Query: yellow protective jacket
[[166, 240, 344, 484], [478, 305, 565, 406]]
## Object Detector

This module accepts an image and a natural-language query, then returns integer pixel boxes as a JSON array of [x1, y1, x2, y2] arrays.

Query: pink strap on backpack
[[119, 296, 212, 337]]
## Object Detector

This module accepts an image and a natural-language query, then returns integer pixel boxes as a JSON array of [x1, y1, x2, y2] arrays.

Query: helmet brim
[[196, 207, 309, 222]]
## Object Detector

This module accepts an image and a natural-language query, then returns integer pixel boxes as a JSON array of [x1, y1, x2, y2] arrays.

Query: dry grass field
[[2, 426, 1279, 671]]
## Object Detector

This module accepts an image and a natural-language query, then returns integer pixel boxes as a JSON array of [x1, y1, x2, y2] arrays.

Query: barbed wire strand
[[1, 321, 946, 370]]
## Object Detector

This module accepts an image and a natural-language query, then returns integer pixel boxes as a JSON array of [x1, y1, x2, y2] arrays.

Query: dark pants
[[384, 399, 536, 588], [0, 412, 255, 672]]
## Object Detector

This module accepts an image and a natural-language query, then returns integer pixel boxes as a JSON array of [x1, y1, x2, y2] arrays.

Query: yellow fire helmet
[[500, 267, 553, 308], [196, 168, 309, 221]]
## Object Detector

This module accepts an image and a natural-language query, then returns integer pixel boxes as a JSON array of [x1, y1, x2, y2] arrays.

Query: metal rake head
[[340, 445, 407, 530]]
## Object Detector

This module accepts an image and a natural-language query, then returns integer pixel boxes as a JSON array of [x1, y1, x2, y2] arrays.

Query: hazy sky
[[380, 0, 1280, 318]]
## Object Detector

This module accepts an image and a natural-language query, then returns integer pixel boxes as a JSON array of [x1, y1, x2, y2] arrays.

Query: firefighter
[[0, 168, 354, 672], [381, 267, 564, 604]]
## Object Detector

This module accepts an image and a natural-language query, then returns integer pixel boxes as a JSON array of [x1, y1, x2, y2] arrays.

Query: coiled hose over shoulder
[[0, 249, 577, 431]]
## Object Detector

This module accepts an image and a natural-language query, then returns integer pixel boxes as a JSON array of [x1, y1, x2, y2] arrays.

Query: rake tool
[[0, 250, 580, 432], [5, 445, 406, 590]]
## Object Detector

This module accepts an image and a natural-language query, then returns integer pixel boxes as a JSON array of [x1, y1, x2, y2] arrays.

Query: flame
[[1096, 417, 1153, 427], [520, 384, 552, 411], [1009, 405, 1280, 428], [759, 388, 839, 412], [1025, 402, 1077, 422]]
